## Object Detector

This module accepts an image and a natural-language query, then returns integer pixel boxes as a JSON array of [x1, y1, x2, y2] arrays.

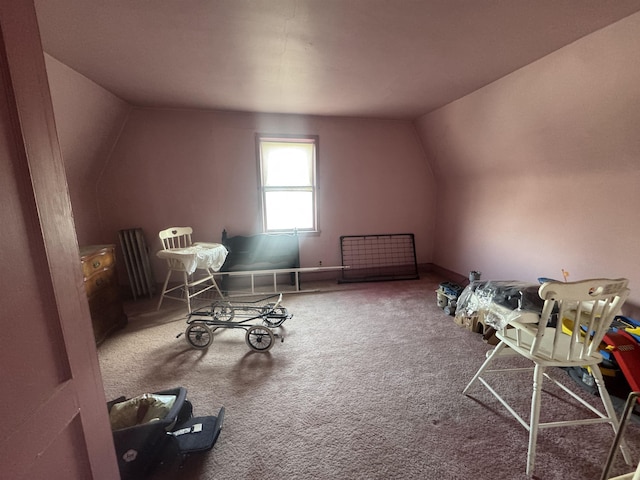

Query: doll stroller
[[107, 387, 224, 479]]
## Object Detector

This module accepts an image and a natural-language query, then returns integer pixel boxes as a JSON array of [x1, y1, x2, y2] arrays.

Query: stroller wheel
[[245, 325, 275, 352], [262, 307, 288, 328], [185, 323, 213, 349]]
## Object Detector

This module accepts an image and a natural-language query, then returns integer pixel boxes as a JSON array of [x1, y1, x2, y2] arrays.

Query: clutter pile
[[452, 279, 544, 345], [435, 281, 464, 316]]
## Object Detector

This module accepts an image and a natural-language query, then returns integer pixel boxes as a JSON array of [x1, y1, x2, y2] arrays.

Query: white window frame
[[256, 133, 319, 233]]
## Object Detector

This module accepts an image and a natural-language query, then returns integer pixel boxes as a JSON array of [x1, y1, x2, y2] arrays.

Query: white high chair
[[463, 278, 632, 476], [157, 227, 225, 312]]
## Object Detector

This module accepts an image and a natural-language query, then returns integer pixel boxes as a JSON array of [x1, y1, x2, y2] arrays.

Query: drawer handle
[[93, 260, 101, 269]]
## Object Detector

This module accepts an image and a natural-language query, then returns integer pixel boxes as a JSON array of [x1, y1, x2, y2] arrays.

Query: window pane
[[265, 191, 314, 230], [262, 142, 313, 187]]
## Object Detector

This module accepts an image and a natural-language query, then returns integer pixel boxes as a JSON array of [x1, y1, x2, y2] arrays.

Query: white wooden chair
[[157, 227, 224, 312], [463, 278, 632, 476]]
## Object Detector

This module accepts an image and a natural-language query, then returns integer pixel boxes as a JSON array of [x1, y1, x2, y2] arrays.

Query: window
[[257, 134, 318, 233]]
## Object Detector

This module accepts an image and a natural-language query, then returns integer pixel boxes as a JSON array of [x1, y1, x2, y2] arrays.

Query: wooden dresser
[[80, 244, 128, 344]]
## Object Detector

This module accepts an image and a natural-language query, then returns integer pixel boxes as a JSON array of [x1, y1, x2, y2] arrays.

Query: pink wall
[[98, 109, 436, 280], [44, 54, 131, 246], [47, 10, 640, 306], [415, 12, 640, 302]]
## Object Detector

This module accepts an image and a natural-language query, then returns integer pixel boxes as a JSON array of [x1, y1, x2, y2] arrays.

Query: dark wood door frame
[[0, 2, 119, 478]]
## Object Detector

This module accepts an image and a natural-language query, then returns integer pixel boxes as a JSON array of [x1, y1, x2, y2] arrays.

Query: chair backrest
[[158, 227, 193, 250], [532, 278, 629, 361]]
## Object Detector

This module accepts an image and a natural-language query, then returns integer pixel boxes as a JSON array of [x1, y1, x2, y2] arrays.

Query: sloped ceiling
[[35, 0, 640, 119]]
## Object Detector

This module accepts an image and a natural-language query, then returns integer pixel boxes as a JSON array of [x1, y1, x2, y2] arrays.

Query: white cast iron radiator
[[118, 228, 155, 300]]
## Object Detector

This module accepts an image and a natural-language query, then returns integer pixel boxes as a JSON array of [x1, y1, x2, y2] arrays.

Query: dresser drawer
[[89, 287, 127, 343], [84, 268, 117, 297], [88, 284, 121, 315], [81, 246, 115, 279], [80, 244, 127, 344]]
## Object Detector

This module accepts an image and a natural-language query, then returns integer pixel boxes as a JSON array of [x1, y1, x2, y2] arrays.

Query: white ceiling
[[34, 0, 640, 119]]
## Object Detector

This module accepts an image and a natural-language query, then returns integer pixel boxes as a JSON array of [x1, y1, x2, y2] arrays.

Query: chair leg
[[526, 364, 545, 477], [184, 271, 192, 313], [592, 366, 633, 465], [208, 269, 224, 298], [157, 269, 173, 311], [463, 341, 506, 394]]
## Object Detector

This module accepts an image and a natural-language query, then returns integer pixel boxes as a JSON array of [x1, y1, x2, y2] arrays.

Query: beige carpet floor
[[98, 274, 640, 479]]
